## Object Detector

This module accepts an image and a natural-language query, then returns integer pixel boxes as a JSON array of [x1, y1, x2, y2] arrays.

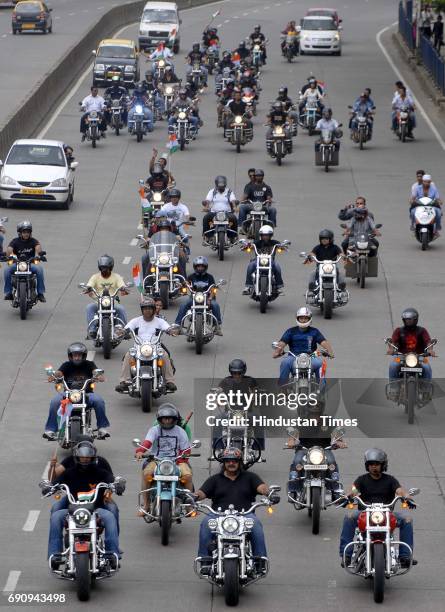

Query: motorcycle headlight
[[18, 261, 28, 272], [158, 253, 170, 265], [159, 59, 165, 67], [296, 353, 311, 369], [89, 111, 98, 119], [125, 65, 135, 72], [254, 44, 260, 50], [165, 86, 173, 94], [178, 111, 187, 120], [73, 508, 91, 526], [1, 175, 18, 186], [370, 510, 385, 525], [69, 391, 82, 403], [253, 202, 263, 212], [135, 105, 143, 113], [140, 344, 153, 358], [234, 115, 243, 124], [308, 448, 325, 465], [405, 353, 418, 368], [95, 64, 105, 71], [259, 256, 269, 266], [274, 126, 283, 135], [158, 460, 175, 476], [222, 517, 240, 534], [101, 296, 111, 308], [153, 192, 162, 202], [322, 263, 334, 274], [215, 211, 227, 221], [50, 177, 67, 188], [356, 241, 368, 249], [195, 292, 205, 304], [357, 116, 366, 122]]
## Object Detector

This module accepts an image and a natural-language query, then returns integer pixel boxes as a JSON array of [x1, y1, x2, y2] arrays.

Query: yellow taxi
[[92, 39, 140, 87], [12, 0, 53, 34]]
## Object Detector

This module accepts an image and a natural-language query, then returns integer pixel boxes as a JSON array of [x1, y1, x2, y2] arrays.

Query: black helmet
[[273, 101, 283, 111], [145, 70, 153, 80], [156, 403, 179, 429], [254, 24, 261, 31], [220, 447, 243, 462], [192, 42, 200, 51], [158, 218, 173, 230], [278, 86, 288, 97], [73, 442, 97, 468], [364, 448, 388, 472], [140, 296, 156, 311], [401, 307, 419, 328], [238, 41, 246, 48], [215, 175, 227, 189], [319, 229, 334, 242], [193, 255, 208, 272], [67, 342, 87, 361], [98, 254, 114, 271], [17, 220, 32, 234], [152, 162, 163, 176], [254, 168, 264, 178], [229, 358, 247, 375], [169, 188, 181, 199]]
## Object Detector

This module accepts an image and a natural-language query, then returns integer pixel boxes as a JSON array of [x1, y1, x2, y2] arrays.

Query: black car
[[92, 39, 140, 87]]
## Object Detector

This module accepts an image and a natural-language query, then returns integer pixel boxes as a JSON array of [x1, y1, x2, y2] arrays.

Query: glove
[[39, 480, 53, 496]]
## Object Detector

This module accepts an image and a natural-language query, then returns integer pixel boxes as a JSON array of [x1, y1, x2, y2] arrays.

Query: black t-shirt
[[188, 51, 203, 63], [61, 456, 113, 477], [147, 175, 169, 191], [354, 473, 401, 505], [228, 100, 247, 116], [254, 238, 280, 254], [244, 183, 273, 202], [268, 110, 287, 125], [58, 360, 97, 392], [312, 244, 342, 261], [9, 237, 40, 258], [200, 470, 264, 512], [219, 375, 258, 395], [187, 272, 216, 291], [54, 465, 113, 506], [161, 74, 180, 84]]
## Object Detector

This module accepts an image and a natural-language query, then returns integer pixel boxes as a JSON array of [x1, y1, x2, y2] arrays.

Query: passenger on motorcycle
[[280, 20, 300, 55], [299, 78, 324, 117], [242, 225, 284, 294], [239, 169, 277, 228]]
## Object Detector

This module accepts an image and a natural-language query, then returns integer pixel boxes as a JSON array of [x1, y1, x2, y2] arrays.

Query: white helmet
[[296, 306, 312, 328], [259, 224, 274, 236]]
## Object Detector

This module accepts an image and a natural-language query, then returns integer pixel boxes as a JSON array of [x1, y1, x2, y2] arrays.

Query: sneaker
[[89, 330, 97, 339], [97, 428, 110, 439], [400, 557, 417, 568], [254, 556, 268, 575], [50, 554, 64, 570], [214, 325, 223, 336], [103, 553, 118, 570], [242, 286, 251, 295], [101, 132, 107, 139], [37, 294, 46, 303], [166, 381, 177, 392], [81, 134, 86, 142], [4, 293, 13, 300], [277, 284, 284, 292], [115, 382, 129, 393], [43, 430, 57, 441]]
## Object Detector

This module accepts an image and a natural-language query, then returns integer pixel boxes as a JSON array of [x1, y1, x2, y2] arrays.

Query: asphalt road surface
[[1, 0, 445, 610]]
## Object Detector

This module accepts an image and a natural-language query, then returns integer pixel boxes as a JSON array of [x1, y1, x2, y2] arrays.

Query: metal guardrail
[[399, 1, 415, 51]]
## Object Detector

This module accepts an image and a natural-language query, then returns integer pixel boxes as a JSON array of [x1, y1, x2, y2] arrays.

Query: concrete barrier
[[0, 0, 221, 158]]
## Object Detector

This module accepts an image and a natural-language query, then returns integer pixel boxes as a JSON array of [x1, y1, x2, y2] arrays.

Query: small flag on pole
[[169, 28, 176, 43], [166, 133, 179, 153], [132, 263, 143, 294]]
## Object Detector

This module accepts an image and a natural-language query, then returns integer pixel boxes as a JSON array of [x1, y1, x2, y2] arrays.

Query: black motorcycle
[[3, 252, 46, 319]]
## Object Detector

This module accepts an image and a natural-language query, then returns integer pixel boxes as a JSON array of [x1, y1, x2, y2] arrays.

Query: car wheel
[[300, 50, 305, 55], [49, 24, 52, 33], [173, 42, 179, 53], [12, 29, 17, 35]]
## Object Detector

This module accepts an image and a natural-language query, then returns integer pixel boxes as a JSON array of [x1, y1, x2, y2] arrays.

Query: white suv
[[300, 15, 342, 55], [138, 1, 181, 53]]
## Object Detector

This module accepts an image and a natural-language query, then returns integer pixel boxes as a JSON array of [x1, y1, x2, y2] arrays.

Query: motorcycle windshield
[[148, 230, 179, 261], [321, 129, 333, 142]]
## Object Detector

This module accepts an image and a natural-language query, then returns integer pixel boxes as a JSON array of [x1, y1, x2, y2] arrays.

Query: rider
[[160, 188, 190, 241], [146, 162, 170, 192], [234, 40, 251, 61], [202, 25, 220, 48], [239, 169, 277, 229], [141, 215, 187, 279], [83, 255, 129, 338], [202, 175, 238, 238], [391, 85, 416, 137], [104, 74, 128, 125], [249, 25, 267, 63], [276, 86, 298, 133], [301, 75, 325, 96], [349, 91, 374, 138], [265, 100, 292, 154], [43, 343, 110, 440], [315, 108, 342, 152], [305, 229, 346, 296], [242, 225, 284, 294], [216, 50, 235, 74], [46, 442, 124, 569], [409, 173, 442, 234], [342, 207, 380, 256], [338, 195, 374, 222], [280, 20, 300, 55], [339, 448, 416, 568], [272, 307, 334, 387], [168, 87, 200, 135], [80, 86, 107, 141], [115, 297, 178, 393], [186, 42, 208, 86], [127, 83, 154, 134], [299, 78, 324, 118], [194, 447, 279, 575], [3, 221, 46, 302], [134, 403, 194, 513], [174, 256, 223, 335], [223, 88, 253, 134], [216, 77, 235, 126], [149, 41, 174, 74]]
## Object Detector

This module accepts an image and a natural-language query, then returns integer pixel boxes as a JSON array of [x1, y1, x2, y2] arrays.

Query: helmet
[[278, 86, 288, 97], [145, 70, 153, 79], [158, 219, 173, 230], [152, 162, 164, 176], [215, 175, 227, 189], [140, 296, 156, 311], [322, 107, 332, 119], [319, 229, 334, 242], [254, 168, 264, 178], [223, 50, 231, 58], [159, 153, 169, 162], [259, 225, 274, 237], [238, 41, 246, 48], [67, 342, 87, 361], [401, 307, 419, 328], [273, 101, 283, 110], [229, 358, 247, 375], [17, 220, 32, 234], [221, 447, 243, 462], [193, 255, 208, 271], [178, 87, 187, 96], [168, 188, 181, 199], [192, 42, 200, 51], [73, 442, 97, 467], [364, 448, 388, 472], [98, 254, 114, 271], [156, 403, 179, 429], [254, 24, 261, 31], [296, 306, 312, 328]]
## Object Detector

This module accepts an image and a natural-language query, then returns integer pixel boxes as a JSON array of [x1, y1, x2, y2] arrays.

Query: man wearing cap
[[409, 174, 442, 234]]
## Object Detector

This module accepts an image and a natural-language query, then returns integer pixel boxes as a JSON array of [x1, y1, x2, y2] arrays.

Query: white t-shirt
[[81, 95, 106, 112], [160, 202, 190, 223], [143, 424, 189, 458], [205, 187, 237, 213], [125, 315, 170, 342]]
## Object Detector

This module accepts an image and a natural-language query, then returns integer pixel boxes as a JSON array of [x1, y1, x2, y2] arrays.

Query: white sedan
[[0, 139, 78, 209]]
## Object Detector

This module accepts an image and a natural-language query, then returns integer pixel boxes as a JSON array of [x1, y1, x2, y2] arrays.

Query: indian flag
[[132, 263, 143, 294], [166, 133, 179, 153], [168, 28, 177, 43], [77, 489, 96, 502]]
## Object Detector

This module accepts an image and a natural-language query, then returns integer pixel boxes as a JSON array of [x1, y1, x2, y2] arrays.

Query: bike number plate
[[401, 367, 423, 373], [305, 465, 327, 470], [310, 479, 322, 486], [153, 475, 178, 481]]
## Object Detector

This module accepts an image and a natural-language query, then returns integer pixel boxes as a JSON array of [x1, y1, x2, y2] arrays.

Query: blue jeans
[[0, 233, 4, 253], [410, 206, 442, 230], [128, 106, 154, 131], [279, 355, 323, 387], [339, 511, 413, 558], [45, 393, 110, 432], [238, 203, 277, 227], [175, 298, 222, 325], [389, 361, 432, 380], [198, 513, 266, 557], [48, 508, 119, 557], [4, 264, 45, 295], [168, 115, 199, 130], [86, 303, 127, 331], [50, 496, 120, 534], [245, 260, 283, 286]]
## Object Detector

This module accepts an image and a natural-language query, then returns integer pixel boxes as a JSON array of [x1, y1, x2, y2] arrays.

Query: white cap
[[422, 174, 432, 181]]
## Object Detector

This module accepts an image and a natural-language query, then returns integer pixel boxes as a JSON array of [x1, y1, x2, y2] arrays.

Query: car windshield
[[142, 8, 177, 23], [15, 2, 41, 12], [308, 10, 336, 18], [302, 18, 337, 30], [97, 45, 134, 58], [6, 144, 65, 167]]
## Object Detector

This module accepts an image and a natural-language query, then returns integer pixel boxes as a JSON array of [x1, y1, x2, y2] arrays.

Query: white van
[[138, 1, 181, 53]]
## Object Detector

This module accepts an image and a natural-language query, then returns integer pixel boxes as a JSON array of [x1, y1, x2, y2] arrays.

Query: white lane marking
[[122, 256, 132, 265], [377, 22, 445, 151], [22, 510, 40, 532], [130, 238, 139, 246], [216, 23, 222, 27], [68, 12, 75, 16], [243, 12, 248, 16], [97, 5, 104, 9], [224, 18, 230, 22], [232, 15, 238, 19], [1, 34, 7, 38], [55, 15, 61, 19], [264, 5, 270, 9], [41, 462, 50, 480], [3, 571, 20, 593], [87, 350, 95, 361]]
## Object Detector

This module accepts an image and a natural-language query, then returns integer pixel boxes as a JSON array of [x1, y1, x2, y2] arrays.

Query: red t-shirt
[[391, 326, 431, 354]]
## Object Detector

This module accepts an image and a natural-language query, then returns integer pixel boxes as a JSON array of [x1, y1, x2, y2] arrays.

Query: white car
[[300, 15, 342, 55], [138, 1, 181, 53], [0, 139, 77, 209]]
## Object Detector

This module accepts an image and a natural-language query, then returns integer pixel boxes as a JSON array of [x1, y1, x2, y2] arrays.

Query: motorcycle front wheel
[[421, 232, 428, 251], [160, 499, 171, 546], [159, 282, 169, 309], [218, 231, 225, 261], [359, 258, 366, 289], [372, 542, 385, 603], [195, 313, 204, 355], [75, 552, 91, 601], [102, 317, 112, 359], [407, 378, 416, 424], [18, 284, 27, 320], [223, 557, 240, 606], [323, 288, 333, 319], [311, 486, 321, 535], [141, 378, 153, 413], [259, 275, 268, 313]]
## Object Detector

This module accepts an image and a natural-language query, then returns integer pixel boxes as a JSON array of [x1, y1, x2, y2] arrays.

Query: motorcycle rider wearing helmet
[[168, 88, 200, 134], [217, 50, 235, 73], [239, 169, 277, 229], [134, 403, 194, 513], [141, 213, 188, 279], [299, 78, 324, 118], [80, 86, 107, 140], [342, 207, 380, 256], [160, 188, 190, 241], [249, 25, 267, 63], [235, 40, 251, 61], [46, 443, 124, 570], [273, 307, 334, 387], [409, 173, 442, 234], [127, 83, 154, 134], [265, 100, 293, 154], [202, 25, 220, 48], [305, 230, 346, 295], [146, 161, 170, 192], [387, 308, 436, 381], [194, 447, 278, 575], [242, 225, 284, 294], [300, 75, 325, 96], [315, 108, 341, 151], [116, 297, 178, 393], [139, 70, 164, 114], [174, 256, 223, 335], [4, 221, 46, 302], [104, 74, 128, 125], [149, 148, 175, 187], [339, 448, 416, 568], [276, 86, 298, 134], [186, 42, 208, 86], [83, 255, 129, 339], [43, 343, 109, 440], [280, 20, 300, 55], [202, 175, 238, 238], [349, 91, 374, 137], [216, 77, 235, 126]]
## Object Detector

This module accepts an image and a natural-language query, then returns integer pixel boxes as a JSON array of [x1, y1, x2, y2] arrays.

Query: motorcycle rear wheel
[[75, 552, 91, 601], [160, 499, 171, 546], [372, 542, 385, 603], [223, 557, 240, 606]]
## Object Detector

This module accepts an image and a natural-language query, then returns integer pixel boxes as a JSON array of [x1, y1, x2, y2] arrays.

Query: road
[[1, 0, 445, 610]]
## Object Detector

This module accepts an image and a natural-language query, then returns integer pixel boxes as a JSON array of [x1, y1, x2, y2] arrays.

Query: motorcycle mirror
[[78, 282, 86, 289], [136, 234, 145, 240], [347, 105, 352, 109], [375, 223, 382, 229], [287, 427, 297, 437], [192, 440, 201, 448], [431, 338, 438, 345], [408, 487, 420, 496], [70, 162, 79, 169], [189, 216, 197, 222], [269, 484, 281, 492], [93, 368, 104, 377], [271, 341, 280, 349], [218, 279, 227, 286], [132, 438, 141, 447], [0, 217, 8, 222], [332, 426, 345, 439], [138, 179, 145, 185], [39, 479, 51, 488], [92, 50, 97, 56], [384, 337, 392, 344], [299, 251, 307, 258], [338, 123, 343, 128], [0, 160, 3, 167]]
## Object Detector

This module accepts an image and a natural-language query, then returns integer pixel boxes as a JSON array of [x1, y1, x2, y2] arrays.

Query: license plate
[[159, 276, 169, 281], [305, 464, 328, 470], [401, 367, 423, 373], [310, 479, 322, 486], [153, 475, 178, 481], [22, 23, 36, 29], [21, 188, 44, 195]]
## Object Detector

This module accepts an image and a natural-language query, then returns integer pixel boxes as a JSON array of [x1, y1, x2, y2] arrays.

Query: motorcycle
[[194, 487, 280, 606], [385, 337, 437, 424], [281, 32, 299, 62], [40, 479, 124, 601], [153, 58, 168, 81], [301, 253, 349, 319], [225, 113, 253, 153], [44, 366, 105, 448], [242, 200, 273, 240], [203, 210, 238, 261], [170, 105, 196, 150], [159, 82, 180, 117], [138, 181, 168, 232], [3, 251, 46, 320], [250, 37, 267, 67], [79, 104, 101, 148], [178, 279, 226, 354], [266, 123, 292, 166], [395, 104, 413, 142], [284, 427, 344, 535], [204, 43, 220, 74], [315, 126, 342, 172], [348, 106, 373, 149], [342, 223, 382, 288], [215, 67, 234, 95], [411, 196, 439, 250], [79, 282, 132, 359], [299, 96, 320, 135], [129, 104, 150, 142], [107, 96, 127, 135], [338, 490, 419, 603], [189, 62, 206, 91], [241, 239, 290, 313], [133, 439, 201, 544], [241, 87, 257, 116]]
